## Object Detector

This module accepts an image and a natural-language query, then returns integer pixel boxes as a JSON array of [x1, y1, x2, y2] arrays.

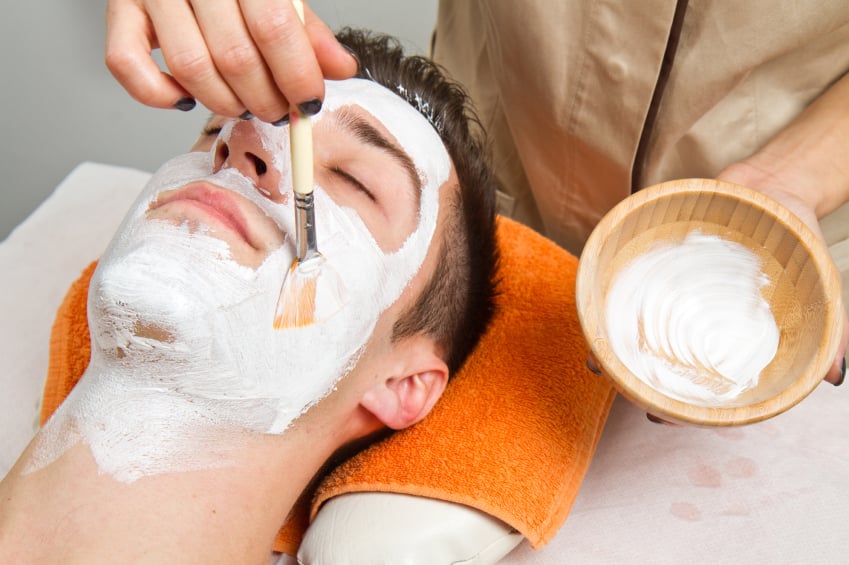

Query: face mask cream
[[27, 79, 451, 482], [605, 230, 780, 406]]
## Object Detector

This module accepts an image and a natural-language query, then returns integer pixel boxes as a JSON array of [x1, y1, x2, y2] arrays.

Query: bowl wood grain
[[576, 179, 843, 426]]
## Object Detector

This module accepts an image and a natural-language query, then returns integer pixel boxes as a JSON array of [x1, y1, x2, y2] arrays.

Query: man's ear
[[360, 337, 449, 430]]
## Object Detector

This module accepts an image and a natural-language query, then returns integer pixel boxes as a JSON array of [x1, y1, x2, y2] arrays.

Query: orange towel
[[39, 216, 614, 552]]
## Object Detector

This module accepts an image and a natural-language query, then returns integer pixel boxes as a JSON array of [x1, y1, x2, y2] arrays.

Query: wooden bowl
[[576, 179, 843, 426]]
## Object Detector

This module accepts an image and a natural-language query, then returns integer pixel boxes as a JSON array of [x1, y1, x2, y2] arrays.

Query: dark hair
[[336, 28, 499, 376]]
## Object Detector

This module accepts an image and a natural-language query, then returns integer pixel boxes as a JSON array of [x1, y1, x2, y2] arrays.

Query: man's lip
[[149, 182, 283, 250]]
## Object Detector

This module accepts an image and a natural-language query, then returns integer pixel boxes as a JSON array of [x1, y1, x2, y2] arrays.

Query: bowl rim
[[575, 178, 843, 426]]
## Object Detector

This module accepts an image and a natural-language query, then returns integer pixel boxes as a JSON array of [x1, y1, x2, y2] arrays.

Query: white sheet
[[502, 391, 849, 564], [2, 163, 847, 563]]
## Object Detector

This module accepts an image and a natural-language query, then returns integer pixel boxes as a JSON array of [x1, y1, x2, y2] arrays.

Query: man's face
[[87, 79, 452, 435]]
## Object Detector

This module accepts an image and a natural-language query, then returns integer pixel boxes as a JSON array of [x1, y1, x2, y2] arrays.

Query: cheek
[[315, 194, 389, 308], [311, 186, 435, 326]]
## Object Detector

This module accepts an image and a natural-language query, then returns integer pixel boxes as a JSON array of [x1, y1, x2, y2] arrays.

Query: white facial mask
[[28, 79, 451, 482]]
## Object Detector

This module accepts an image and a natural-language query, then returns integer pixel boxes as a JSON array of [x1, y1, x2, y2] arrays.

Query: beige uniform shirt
[[433, 1, 849, 254]]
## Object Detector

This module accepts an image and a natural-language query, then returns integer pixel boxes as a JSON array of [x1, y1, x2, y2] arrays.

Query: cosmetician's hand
[[717, 164, 848, 387], [105, 0, 358, 122]]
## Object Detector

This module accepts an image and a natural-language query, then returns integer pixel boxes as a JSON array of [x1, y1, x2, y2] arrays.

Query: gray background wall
[[0, 1, 438, 241]]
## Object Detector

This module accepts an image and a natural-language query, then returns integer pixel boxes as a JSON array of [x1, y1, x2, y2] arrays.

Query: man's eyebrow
[[335, 107, 422, 197], [200, 113, 225, 136]]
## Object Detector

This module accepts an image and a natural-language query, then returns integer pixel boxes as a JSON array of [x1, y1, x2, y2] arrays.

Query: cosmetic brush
[[273, 0, 346, 329]]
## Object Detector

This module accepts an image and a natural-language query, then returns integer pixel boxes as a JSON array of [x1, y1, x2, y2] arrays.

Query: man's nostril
[[248, 153, 268, 176], [215, 141, 230, 170]]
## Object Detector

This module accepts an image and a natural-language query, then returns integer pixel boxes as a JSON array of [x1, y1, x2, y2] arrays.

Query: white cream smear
[[605, 231, 780, 406], [27, 79, 450, 482]]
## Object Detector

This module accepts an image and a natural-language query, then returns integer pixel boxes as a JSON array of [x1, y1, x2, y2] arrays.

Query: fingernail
[[646, 413, 665, 425], [239, 111, 254, 120], [341, 43, 362, 74], [174, 97, 196, 112], [836, 357, 846, 387], [298, 98, 322, 117], [272, 114, 290, 127], [586, 359, 602, 376]]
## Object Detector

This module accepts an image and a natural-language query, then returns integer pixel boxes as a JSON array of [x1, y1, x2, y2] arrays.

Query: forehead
[[320, 79, 449, 182]]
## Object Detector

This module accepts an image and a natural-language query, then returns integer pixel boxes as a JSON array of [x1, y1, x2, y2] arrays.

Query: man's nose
[[212, 121, 286, 203]]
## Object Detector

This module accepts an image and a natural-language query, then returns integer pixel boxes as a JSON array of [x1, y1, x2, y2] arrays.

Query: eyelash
[[330, 167, 376, 202], [202, 125, 223, 137]]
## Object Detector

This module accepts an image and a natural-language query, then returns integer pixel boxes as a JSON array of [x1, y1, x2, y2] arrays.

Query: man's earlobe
[[360, 367, 448, 430]]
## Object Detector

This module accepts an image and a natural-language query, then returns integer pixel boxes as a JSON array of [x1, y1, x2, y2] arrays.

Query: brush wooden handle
[[289, 0, 313, 196], [292, 0, 305, 20], [290, 112, 313, 195]]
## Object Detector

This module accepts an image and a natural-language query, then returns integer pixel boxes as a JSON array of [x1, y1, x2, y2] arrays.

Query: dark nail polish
[[646, 413, 665, 425], [585, 359, 602, 376], [836, 358, 846, 387], [298, 98, 322, 117], [174, 97, 196, 112], [272, 114, 290, 127], [239, 111, 254, 120], [341, 44, 362, 74]]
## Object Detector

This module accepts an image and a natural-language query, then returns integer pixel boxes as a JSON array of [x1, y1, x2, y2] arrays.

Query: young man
[[0, 30, 498, 562]]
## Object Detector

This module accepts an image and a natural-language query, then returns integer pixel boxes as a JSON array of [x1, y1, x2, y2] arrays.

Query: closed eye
[[330, 167, 377, 202], [202, 125, 223, 138]]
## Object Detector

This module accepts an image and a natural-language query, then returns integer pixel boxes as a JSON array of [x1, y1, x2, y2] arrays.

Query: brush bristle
[[273, 256, 347, 329], [274, 264, 318, 329]]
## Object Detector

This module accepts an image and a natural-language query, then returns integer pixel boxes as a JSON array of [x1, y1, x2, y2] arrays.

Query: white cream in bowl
[[605, 231, 780, 406]]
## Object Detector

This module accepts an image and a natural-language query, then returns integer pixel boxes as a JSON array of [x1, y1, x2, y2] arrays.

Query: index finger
[[303, 4, 360, 81], [240, 0, 325, 114], [105, 0, 192, 109]]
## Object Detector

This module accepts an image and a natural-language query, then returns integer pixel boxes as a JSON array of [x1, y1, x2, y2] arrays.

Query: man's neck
[[0, 403, 339, 563]]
